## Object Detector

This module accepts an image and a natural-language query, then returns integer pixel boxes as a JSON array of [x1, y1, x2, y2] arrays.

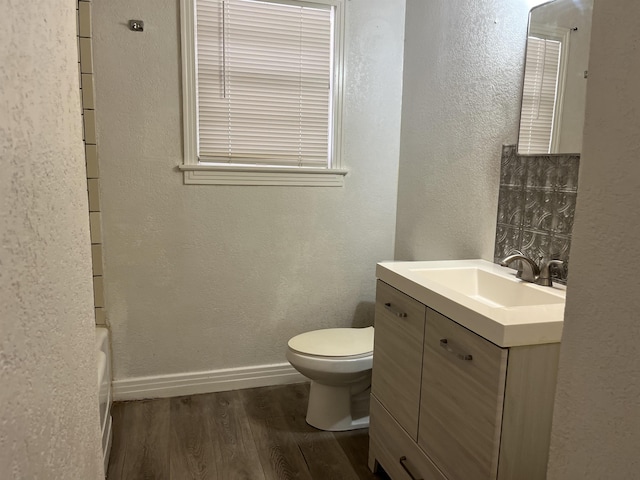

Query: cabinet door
[[419, 308, 508, 480], [371, 280, 426, 440]]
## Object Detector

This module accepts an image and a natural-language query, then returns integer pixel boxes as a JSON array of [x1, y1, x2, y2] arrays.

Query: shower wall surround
[[77, 0, 106, 325], [494, 145, 580, 284]]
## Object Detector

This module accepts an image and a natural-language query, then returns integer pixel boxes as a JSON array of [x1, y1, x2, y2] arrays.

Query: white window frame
[[179, 0, 347, 186]]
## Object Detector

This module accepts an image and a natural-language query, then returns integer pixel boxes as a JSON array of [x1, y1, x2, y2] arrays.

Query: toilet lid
[[288, 327, 374, 357]]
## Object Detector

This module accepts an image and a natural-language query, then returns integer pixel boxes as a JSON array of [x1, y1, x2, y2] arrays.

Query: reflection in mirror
[[518, 0, 593, 155]]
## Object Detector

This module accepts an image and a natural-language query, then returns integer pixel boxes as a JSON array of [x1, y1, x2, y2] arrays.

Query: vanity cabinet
[[369, 280, 560, 480]]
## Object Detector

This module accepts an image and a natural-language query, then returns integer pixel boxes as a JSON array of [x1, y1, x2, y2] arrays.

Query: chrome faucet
[[500, 252, 563, 287], [500, 253, 540, 282]]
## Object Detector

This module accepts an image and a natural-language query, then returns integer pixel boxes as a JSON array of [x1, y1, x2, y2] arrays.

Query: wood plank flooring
[[107, 383, 390, 480]]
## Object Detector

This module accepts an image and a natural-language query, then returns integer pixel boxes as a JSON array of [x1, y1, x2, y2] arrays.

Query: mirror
[[517, 0, 593, 155]]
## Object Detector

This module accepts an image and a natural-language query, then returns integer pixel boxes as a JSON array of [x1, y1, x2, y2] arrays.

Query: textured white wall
[[92, 0, 405, 379], [547, 0, 640, 477], [395, 0, 532, 261], [0, 2, 104, 479]]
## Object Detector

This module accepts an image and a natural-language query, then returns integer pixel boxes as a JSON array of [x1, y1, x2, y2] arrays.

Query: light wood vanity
[[369, 278, 561, 480]]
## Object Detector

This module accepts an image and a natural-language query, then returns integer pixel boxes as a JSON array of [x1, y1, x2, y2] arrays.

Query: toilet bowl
[[286, 326, 374, 431]]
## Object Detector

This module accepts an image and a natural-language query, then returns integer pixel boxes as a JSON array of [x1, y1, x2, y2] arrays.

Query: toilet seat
[[288, 326, 374, 358]]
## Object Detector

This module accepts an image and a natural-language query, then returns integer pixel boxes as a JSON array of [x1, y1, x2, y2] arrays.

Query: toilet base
[[305, 380, 371, 431]]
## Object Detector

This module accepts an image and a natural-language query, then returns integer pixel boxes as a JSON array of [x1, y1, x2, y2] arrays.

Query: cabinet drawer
[[419, 308, 508, 480], [372, 280, 426, 440], [369, 396, 446, 480]]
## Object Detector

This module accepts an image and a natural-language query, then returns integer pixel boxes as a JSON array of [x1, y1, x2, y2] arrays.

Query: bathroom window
[[180, 0, 346, 186]]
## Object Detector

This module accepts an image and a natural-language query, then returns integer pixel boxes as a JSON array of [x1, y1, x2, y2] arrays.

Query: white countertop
[[376, 259, 566, 347]]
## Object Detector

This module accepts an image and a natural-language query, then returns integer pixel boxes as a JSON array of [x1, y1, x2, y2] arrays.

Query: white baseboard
[[112, 362, 306, 401]]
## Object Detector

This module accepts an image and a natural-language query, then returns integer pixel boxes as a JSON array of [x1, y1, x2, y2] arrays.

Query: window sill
[[178, 164, 348, 186]]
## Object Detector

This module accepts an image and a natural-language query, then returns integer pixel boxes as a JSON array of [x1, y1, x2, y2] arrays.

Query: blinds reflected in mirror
[[518, 37, 562, 155]]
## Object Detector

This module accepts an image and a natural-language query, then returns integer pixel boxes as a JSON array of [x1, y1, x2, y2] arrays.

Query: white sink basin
[[409, 267, 565, 308], [376, 259, 566, 347]]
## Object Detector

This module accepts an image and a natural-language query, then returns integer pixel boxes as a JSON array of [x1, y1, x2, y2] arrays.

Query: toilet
[[286, 326, 374, 431]]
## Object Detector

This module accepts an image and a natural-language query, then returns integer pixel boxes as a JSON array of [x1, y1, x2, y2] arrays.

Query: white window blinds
[[195, 0, 334, 168], [518, 36, 562, 154]]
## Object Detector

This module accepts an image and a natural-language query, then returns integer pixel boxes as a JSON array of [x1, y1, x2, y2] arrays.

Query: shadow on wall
[[494, 145, 580, 284], [351, 301, 375, 328]]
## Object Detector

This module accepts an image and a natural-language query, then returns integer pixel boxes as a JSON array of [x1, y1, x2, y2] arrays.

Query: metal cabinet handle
[[439, 339, 473, 361], [384, 303, 407, 318], [399, 456, 423, 480]]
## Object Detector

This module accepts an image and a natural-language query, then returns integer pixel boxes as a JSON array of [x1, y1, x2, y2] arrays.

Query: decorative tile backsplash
[[494, 145, 579, 284]]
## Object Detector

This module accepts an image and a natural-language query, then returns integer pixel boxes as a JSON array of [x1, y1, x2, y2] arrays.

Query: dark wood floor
[[107, 383, 390, 480]]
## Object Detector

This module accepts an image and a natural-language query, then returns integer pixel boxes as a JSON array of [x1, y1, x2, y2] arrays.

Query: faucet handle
[[547, 259, 564, 276], [536, 259, 564, 286]]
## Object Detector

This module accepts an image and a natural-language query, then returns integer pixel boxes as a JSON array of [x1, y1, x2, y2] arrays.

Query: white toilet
[[286, 326, 374, 431]]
